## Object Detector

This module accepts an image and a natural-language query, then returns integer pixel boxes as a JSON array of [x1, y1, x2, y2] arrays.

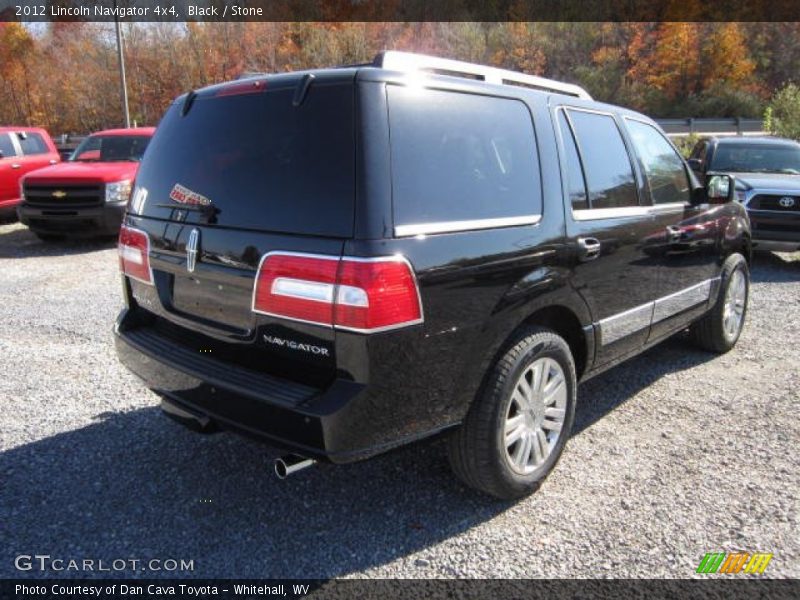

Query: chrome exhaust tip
[[274, 454, 316, 479]]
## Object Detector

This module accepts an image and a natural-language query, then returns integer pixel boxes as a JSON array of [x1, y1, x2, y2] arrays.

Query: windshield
[[710, 143, 800, 174], [71, 135, 151, 162]]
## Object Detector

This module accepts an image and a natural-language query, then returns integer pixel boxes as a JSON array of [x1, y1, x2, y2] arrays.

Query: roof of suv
[[91, 127, 156, 137], [209, 51, 594, 104]]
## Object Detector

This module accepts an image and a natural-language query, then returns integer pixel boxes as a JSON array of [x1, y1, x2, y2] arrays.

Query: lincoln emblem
[[186, 229, 200, 273]]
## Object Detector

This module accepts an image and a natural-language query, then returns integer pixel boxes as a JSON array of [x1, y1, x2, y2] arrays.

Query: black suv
[[115, 52, 751, 499], [689, 136, 800, 252]]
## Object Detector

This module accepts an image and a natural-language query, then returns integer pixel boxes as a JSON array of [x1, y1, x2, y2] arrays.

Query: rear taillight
[[253, 252, 423, 333], [118, 225, 153, 285]]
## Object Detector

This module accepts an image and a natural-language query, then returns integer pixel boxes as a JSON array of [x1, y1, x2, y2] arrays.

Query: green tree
[[765, 84, 800, 140]]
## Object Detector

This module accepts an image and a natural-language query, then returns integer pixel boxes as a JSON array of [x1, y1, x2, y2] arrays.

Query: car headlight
[[106, 180, 133, 205]]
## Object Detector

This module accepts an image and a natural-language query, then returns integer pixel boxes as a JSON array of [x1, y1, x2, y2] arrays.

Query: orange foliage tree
[[0, 22, 790, 134]]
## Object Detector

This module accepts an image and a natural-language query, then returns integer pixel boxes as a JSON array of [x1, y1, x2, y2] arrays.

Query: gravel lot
[[1, 220, 798, 579]]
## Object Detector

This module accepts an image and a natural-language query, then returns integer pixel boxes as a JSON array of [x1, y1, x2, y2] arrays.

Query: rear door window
[[0, 134, 17, 158], [16, 132, 49, 156], [566, 109, 639, 210], [135, 81, 355, 237], [387, 86, 542, 232]]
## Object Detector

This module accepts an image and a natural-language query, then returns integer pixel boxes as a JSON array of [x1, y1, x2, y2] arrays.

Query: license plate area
[[171, 273, 253, 331]]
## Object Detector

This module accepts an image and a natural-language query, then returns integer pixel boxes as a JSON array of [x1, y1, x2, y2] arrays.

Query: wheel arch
[[520, 305, 590, 381]]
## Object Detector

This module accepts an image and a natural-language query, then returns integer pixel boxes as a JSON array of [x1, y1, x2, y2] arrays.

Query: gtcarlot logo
[[14, 554, 194, 573]]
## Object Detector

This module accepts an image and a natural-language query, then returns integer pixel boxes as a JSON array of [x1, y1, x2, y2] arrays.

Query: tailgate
[[122, 73, 356, 387]]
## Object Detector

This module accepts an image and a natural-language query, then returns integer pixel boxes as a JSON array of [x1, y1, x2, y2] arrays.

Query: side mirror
[[687, 158, 703, 173], [705, 173, 736, 203]]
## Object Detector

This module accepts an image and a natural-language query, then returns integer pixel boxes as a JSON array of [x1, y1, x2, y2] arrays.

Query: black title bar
[[3, 579, 800, 600], [2, 0, 800, 22]]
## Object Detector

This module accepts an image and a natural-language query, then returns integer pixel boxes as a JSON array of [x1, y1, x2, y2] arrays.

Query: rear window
[[387, 86, 542, 231], [134, 82, 355, 237]]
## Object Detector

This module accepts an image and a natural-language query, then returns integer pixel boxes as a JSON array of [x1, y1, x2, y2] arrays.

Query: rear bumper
[[748, 209, 800, 251], [114, 308, 452, 463], [18, 203, 125, 236]]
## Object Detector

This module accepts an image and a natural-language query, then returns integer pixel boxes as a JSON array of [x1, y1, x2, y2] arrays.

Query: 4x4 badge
[[779, 196, 796, 208], [186, 229, 200, 273]]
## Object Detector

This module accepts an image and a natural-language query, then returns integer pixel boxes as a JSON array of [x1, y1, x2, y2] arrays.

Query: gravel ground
[[1, 220, 798, 580]]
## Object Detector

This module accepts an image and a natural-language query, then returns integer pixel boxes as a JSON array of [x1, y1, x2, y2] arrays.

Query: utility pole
[[113, 2, 131, 128]]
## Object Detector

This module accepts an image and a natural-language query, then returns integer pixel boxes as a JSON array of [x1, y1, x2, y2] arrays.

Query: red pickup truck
[[0, 127, 60, 218], [18, 127, 154, 239]]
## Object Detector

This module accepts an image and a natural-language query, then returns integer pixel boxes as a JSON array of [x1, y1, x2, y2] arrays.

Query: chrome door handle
[[577, 237, 601, 261], [11, 164, 21, 169], [49, 159, 58, 164], [666, 225, 682, 243]]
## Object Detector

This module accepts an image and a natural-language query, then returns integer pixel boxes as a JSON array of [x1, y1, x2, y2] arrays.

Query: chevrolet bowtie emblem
[[52, 190, 66, 198]]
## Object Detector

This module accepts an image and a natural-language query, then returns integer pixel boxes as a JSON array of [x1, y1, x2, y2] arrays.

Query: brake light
[[253, 253, 423, 333], [118, 225, 153, 285], [215, 79, 267, 97]]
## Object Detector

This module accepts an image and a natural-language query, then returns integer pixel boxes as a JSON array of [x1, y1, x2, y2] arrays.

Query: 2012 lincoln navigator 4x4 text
[[114, 52, 751, 499]]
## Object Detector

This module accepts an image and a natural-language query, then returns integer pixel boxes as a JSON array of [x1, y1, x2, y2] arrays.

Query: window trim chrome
[[394, 214, 542, 238], [572, 206, 652, 221], [571, 201, 691, 221]]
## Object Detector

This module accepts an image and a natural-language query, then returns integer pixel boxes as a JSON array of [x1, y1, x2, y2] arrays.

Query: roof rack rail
[[374, 51, 592, 100], [237, 72, 266, 80]]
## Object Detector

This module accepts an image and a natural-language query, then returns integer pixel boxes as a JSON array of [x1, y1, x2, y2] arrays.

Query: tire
[[447, 327, 577, 500], [689, 253, 749, 353], [34, 233, 65, 242]]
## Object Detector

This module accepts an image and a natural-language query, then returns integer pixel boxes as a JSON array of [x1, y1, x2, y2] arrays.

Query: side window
[[557, 110, 588, 211], [566, 109, 639, 210], [626, 119, 691, 205], [16, 132, 49, 156], [0, 134, 17, 159], [387, 86, 542, 231]]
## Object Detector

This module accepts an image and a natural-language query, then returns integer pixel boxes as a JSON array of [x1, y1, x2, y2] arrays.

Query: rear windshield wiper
[[155, 202, 220, 223]]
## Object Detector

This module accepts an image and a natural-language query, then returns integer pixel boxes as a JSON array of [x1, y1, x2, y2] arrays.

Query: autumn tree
[[702, 23, 757, 91], [0, 23, 37, 124], [0, 21, 784, 134], [642, 23, 701, 100]]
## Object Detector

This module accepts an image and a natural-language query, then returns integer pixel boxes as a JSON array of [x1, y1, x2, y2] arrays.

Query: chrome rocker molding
[[598, 278, 719, 345]]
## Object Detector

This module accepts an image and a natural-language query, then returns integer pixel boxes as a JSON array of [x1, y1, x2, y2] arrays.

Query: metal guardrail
[[655, 118, 765, 137]]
